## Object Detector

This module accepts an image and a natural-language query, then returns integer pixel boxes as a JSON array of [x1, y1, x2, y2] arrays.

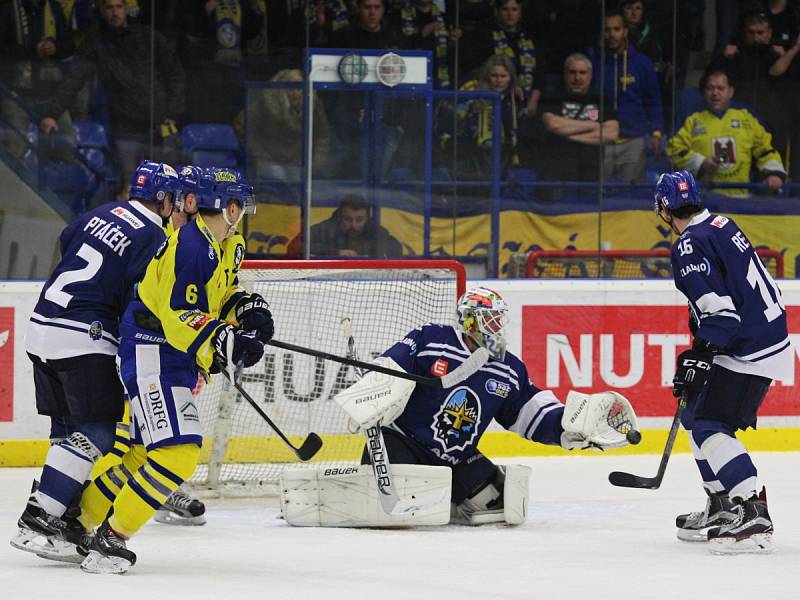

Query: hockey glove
[[211, 325, 264, 371], [235, 293, 274, 343], [672, 348, 714, 398]]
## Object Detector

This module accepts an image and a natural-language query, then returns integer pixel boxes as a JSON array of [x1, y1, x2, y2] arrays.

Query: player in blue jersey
[[655, 170, 792, 554], [75, 167, 271, 574], [11, 161, 180, 561], [282, 287, 640, 528]]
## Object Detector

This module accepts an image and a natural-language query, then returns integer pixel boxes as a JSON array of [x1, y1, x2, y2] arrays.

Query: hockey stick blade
[[608, 470, 661, 489], [607, 391, 687, 490], [222, 367, 323, 462]]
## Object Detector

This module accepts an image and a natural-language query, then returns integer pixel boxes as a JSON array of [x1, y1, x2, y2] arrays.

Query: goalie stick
[[220, 366, 323, 462], [341, 318, 450, 516], [268, 338, 490, 388], [608, 391, 687, 489]]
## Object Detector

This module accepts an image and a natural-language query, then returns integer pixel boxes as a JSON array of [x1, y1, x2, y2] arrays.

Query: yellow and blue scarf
[[400, 2, 450, 89], [491, 29, 535, 97]]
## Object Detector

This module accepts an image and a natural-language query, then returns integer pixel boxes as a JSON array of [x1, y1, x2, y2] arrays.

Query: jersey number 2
[[747, 257, 785, 323], [44, 244, 104, 308]]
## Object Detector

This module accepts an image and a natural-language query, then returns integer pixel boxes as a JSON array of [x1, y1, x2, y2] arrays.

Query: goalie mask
[[456, 287, 509, 361]]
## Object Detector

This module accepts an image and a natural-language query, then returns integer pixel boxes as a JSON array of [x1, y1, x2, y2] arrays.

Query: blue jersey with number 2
[[27, 201, 166, 360]]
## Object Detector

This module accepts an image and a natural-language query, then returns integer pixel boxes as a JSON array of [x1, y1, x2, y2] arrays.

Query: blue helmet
[[206, 168, 257, 215], [654, 170, 702, 214], [176, 165, 219, 211], [129, 161, 180, 205]]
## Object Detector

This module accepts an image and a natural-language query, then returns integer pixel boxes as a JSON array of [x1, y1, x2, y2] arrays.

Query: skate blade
[[80, 550, 132, 574], [10, 528, 56, 556], [154, 510, 207, 526], [709, 533, 774, 555], [677, 528, 709, 543]]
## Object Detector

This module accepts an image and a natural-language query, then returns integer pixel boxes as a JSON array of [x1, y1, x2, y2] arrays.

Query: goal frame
[[525, 249, 784, 278], [188, 258, 467, 496]]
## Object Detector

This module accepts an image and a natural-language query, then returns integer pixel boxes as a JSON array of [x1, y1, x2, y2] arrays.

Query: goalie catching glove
[[211, 325, 264, 372], [334, 357, 416, 429], [234, 292, 274, 343], [560, 391, 638, 450]]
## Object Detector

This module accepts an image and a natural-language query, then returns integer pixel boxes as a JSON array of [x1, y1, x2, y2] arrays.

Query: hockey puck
[[626, 430, 642, 445]]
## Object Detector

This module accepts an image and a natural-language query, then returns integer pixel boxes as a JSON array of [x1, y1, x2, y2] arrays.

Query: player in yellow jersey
[[78, 167, 274, 574]]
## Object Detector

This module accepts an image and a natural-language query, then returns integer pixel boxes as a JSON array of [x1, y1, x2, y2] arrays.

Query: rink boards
[[1, 279, 799, 466]]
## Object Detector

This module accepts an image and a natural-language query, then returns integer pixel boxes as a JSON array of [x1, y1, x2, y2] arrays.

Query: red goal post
[[521, 249, 784, 279], [187, 259, 466, 495]]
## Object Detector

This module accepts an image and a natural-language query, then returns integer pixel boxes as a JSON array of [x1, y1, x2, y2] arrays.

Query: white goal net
[[187, 259, 465, 495]]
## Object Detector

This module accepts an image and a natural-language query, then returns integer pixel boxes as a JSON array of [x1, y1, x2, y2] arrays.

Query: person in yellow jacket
[[667, 69, 786, 197], [78, 167, 273, 574]]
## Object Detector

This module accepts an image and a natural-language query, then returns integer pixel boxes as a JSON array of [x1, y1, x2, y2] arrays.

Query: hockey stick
[[267, 338, 490, 388], [608, 391, 688, 489], [340, 318, 447, 516], [340, 318, 402, 514], [220, 366, 323, 462]]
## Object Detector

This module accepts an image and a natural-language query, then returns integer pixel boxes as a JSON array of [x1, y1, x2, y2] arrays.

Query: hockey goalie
[[280, 287, 639, 527]]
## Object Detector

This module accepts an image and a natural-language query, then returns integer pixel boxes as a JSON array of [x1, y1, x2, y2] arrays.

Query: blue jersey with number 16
[[27, 201, 166, 360], [670, 209, 792, 380]]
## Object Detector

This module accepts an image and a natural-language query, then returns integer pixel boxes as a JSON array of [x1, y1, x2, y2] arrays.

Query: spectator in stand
[[525, 0, 602, 78], [589, 10, 663, 183], [461, 55, 524, 176], [393, 0, 457, 89], [763, 0, 800, 51], [666, 69, 785, 197], [311, 0, 355, 46], [711, 12, 790, 160], [536, 53, 619, 185], [715, 0, 763, 57], [287, 193, 403, 258], [620, 1, 670, 85], [41, 0, 185, 197], [0, 0, 75, 161], [247, 69, 331, 181], [329, 0, 402, 48], [461, 0, 542, 115]]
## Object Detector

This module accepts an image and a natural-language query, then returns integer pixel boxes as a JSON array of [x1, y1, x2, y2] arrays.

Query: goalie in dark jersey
[[655, 170, 792, 554]]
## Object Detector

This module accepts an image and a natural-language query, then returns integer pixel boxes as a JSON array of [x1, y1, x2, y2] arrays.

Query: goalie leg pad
[[450, 464, 531, 526], [280, 465, 452, 527]]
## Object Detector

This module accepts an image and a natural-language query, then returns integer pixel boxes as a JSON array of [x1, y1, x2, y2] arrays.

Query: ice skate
[[154, 488, 206, 526], [10, 493, 86, 562], [708, 487, 774, 555], [81, 521, 136, 574], [676, 488, 738, 542]]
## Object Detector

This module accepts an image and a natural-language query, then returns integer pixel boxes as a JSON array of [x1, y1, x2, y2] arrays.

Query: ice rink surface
[[1, 452, 798, 600]]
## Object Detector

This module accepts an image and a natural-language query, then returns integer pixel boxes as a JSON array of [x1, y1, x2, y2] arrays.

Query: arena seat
[[181, 124, 242, 169]]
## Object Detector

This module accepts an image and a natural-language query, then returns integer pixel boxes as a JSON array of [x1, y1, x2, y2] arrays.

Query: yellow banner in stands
[[245, 206, 798, 278]]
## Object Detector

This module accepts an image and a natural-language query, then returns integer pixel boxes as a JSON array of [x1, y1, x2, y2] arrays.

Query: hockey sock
[[696, 431, 757, 501], [109, 443, 201, 538], [687, 431, 725, 493], [89, 401, 132, 481], [80, 443, 147, 530], [36, 431, 104, 517]]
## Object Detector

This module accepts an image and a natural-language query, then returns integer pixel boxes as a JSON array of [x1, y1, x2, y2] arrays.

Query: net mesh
[[188, 261, 463, 495], [508, 250, 783, 279]]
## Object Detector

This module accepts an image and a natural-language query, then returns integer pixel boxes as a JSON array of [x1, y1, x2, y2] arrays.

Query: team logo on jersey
[[485, 379, 510, 398], [712, 136, 737, 166], [731, 119, 740, 128], [111, 206, 145, 229], [208, 245, 215, 260], [179, 400, 200, 423], [711, 216, 729, 228], [431, 386, 481, 453], [431, 359, 448, 377], [89, 320, 103, 341], [233, 244, 245, 269]]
